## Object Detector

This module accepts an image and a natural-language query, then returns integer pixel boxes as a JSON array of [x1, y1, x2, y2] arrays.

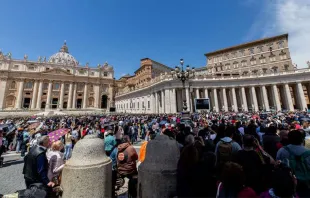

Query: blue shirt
[[104, 135, 117, 152], [110, 147, 118, 170]]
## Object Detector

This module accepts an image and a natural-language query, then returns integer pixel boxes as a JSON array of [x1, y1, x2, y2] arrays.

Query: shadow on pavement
[[2, 159, 24, 168]]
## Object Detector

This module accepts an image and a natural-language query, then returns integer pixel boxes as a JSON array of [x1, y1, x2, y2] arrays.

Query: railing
[[116, 68, 310, 96]]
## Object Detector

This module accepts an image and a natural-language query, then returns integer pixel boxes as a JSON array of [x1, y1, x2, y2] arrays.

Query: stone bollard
[[61, 135, 112, 198], [138, 135, 180, 198]]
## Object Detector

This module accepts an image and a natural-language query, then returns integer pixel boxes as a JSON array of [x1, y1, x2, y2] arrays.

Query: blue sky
[[0, 0, 309, 79]]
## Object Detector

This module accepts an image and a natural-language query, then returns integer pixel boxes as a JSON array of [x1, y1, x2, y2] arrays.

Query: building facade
[[0, 42, 115, 111], [115, 34, 310, 113]]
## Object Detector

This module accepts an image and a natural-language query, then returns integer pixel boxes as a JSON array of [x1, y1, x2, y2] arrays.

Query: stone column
[[72, 83, 77, 109], [272, 84, 281, 111], [36, 81, 43, 109], [231, 87, 238, 112], [151, 93, 155, 113], [15, 80, 24, 109], [59, 82, 65, 109], [161, 90, 165, 113], [155, 92, 158, 113], [284, 84, 294, 111], [61, 135, 112, 198], [185, 87, 191, 112], [138, 135, 180, 198], [213, 88, 219, 112], [296, 82, 307, 111], [83, 83, 88, 109], [170, 88, 177, 113], [196, 88, 200, 99], [165, 89, 170, 113], [204, 88, 209, 98], [45, 81, 52, 110], [241, 87, 248, 111], [67, 83, 73, 109], [94, 84, 100, 108], [0, 79, 7, 110], [222, 88, 228, 111], [261, 85, 270, 111], [31, 81, 38, 109], [251, 87, 259, 111]]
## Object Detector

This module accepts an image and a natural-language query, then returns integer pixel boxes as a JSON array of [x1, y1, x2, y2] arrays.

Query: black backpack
[[18, 183, 47, 198]]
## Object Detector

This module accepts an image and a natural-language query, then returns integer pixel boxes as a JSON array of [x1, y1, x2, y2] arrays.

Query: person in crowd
[[277, 129, 310, 197], [117, 135, 138, 177], [216, 162, 257, 198], [46, 140, 65, 185], [0, 128, 4, 167], [21, 128, 30, 157], [234, 134, 270, 194], [16, 128, 23, 153], [23, 135, 55, 188], [104, 128, 117, 156], [117, 135, 138, 197], [262, 124, 281, 159], [177, 134, 199, 197], [115, 124, 124, 145], [261, 163, 298, 198], [138, 130, 156, 165], [63, 131, 73, 160], [215, 125, 241, 170]]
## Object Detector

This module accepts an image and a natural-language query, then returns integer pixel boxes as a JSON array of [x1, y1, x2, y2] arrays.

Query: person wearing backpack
[[215, 125, 241, 175], [277, 130, 310, 197]]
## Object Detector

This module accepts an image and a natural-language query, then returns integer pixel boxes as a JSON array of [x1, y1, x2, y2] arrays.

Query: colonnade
[[116, 82, 310, 113], [13, 80, 90, 110]]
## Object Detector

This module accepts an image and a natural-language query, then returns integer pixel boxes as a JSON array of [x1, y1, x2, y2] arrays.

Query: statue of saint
[[97, 64, 101, 68], [307, 61, 310, 68], [24, 54, 28, 60], [38, 56, 42, 62], [43, 56, 46, 62], [86, 62, 89, 68], [7, 52, 12, 59]]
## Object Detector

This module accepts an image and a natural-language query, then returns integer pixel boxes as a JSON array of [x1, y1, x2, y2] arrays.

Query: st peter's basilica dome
[[48, 41, 78, 66]]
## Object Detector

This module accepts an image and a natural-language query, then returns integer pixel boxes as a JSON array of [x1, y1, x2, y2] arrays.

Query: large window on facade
[[25, 81, 33, 89], [43, 83, 48, 90], [53, 83, 60, 90], [77, 83, 84, 91], [65, 84, 69, 91]]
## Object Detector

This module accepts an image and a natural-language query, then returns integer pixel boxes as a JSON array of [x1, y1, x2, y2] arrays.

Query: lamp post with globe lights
[[171, 59, 195, 112]]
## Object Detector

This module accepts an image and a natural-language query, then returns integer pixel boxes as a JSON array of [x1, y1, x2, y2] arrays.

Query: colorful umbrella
[[48, 128, 70, 143], [28, 122, 41, 130]]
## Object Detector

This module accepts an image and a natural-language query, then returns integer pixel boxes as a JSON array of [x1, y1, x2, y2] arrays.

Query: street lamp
[[171, 58, 195, 112]]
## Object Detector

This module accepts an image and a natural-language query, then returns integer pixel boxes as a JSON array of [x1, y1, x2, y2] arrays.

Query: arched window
[[10, 81, 16, 89]]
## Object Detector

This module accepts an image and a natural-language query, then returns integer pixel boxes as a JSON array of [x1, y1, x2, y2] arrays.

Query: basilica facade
[[0, 42, 115, 111], [115, 34, 310, 113]]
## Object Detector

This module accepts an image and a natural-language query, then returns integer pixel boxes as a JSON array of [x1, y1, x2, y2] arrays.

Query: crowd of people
[[1, 110, 310, 197]]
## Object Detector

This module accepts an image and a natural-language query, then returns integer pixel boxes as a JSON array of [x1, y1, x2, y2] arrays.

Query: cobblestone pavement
[[0, 153, 26, 196], [0, 143, 141, 197]]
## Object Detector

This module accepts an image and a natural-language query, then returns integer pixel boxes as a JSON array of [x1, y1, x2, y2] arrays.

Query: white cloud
[[245, 0, 310, 68]]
